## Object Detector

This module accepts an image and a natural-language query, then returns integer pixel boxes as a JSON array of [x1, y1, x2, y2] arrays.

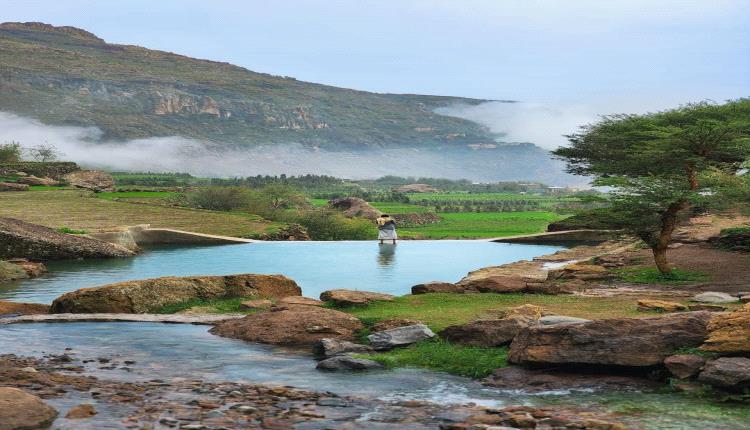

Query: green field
[[398, 212, 563, 239], [369, 202, 431, 214]]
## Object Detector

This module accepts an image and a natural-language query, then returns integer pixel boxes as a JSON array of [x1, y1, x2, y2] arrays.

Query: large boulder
[[313, 338, 373, 359], [411, 281, 460, 294], [691, 292, 739, 304], [319, 289, 395, 306], [328, 197, 381, 220], [509, 312, 712, 367], [701, 303, 750, 354], [0, 182, 29, 192], [637, 299, 687, 313], [368, 324, 435, 350], [440, 316, 536, 347], [50, 274, 301, 313], [664, 354, 706, 379], [0, 301, 50, 316], [455, 276, 529, 293], [547, 263, 612, 281], [62, 170, 115, 192], [698, 357, 750, 391], [316, 355, 385, 371], [0, 217, 134, 260], [16, 175, 59, 186], [0, 387, 58, 430], [210, 305, 363, 346]]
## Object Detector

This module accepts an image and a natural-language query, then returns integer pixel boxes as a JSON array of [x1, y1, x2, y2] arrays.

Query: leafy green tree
[[0, 141, 22, 163], [554, 99, 750, 274]]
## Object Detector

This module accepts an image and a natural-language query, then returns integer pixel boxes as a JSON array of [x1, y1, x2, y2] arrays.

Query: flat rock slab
[[0, 313, 244, 325]]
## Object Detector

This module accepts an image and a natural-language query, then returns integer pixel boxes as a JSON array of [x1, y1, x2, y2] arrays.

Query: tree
[[554, 99, 750, 275], [27, 143, 63, 162], [0, 141, 22, 163]]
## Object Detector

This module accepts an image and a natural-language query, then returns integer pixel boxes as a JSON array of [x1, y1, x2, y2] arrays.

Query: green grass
[[397, 211, 564, 239], [357, 339, 508, 378], [155, 297, 257, 314], [311, 198, 329, 207], [413, 192, 570, 202], [57, 226, 87, 234], [95, 191, 178, 200], [615, 267, 710, 285], [369, 202, 431, 214]]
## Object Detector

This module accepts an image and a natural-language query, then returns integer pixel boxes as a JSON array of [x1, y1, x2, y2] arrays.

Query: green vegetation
[[57, 226, 87, 235], [0, 142, 22, 163], [554, 99, 750, 274], [155, 297, 256, 314], [358, 339, 508, 378], [615, 267, 709, 285], [397, 212, 563, 239]]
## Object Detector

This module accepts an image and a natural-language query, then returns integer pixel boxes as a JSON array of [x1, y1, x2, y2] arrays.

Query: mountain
[[0, 22, 575, 183]]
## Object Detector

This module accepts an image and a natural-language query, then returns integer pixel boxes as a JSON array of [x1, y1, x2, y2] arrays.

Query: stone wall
[[0, 162, 80, 179]]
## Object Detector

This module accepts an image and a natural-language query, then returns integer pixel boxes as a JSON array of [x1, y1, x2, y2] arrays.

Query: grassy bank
[[0, 190, 281, 237]]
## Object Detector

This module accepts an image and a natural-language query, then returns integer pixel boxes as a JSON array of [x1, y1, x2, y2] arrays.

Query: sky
[[1, 0, 749, 152]]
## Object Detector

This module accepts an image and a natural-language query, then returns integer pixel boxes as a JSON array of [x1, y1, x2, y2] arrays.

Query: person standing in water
[[376, 214, 397, 244]]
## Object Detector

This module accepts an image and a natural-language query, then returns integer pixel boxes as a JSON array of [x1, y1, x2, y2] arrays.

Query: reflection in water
[[377, 243, 397, 267]]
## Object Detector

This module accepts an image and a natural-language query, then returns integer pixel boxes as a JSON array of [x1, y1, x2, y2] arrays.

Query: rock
[[547, 263, 612, 281], [395, 183, 438, 193], [538, 315, 591, 326], [0, 217, 134, 260], [503, 304, 546, 320], [62, 170, 115, 192], [368, 324, 435, 350], [257, 223, 311, 241], [0, 387, 57, 430], [740, 295, 750, 303], [16, 176, 60, 186], [411, 281, 460, 294], [691, 292, 739, 304], [210, 305, 363, 346], [440, 316, 535, 347], [701, 303, 750, 354], [65, 404, 97, 419], [0, 301, 50, 316], [313, 338, 373, 359], [319, 289, 395, 306], [371, 318, 422, 332], [483, 366, 659, 393], [456, 276, 529, 293], [0, 182, 29, 192], [524, 281, 576, 295], [688, 304, 727, 312], [50, 273, 301, 313], [664, 355, 706, 379], [276, 296, 323, 307], [328, 197, 381, 220], [239, 299, 274, 310], [637, 299, 687, 312], [316, 355, 385, 371], [698, 357, 750, 391], [6, 259, 47, 277], [0, 260, 28, 282], [509, 312, 712, 367]]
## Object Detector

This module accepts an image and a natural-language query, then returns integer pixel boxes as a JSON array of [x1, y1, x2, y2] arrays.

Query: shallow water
[[0, 240, 564, 303], [2, 323, 748, 429]]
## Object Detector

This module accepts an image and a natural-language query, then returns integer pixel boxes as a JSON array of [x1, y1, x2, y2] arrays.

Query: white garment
[[378, 229, 397, 240]]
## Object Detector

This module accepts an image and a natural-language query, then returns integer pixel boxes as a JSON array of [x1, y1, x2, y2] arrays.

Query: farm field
[[396, 212, 564, 239]]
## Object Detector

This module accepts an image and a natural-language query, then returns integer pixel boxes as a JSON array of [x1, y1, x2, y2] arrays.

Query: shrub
[[0, 142, 22, 163], [186, 186, 253, 211], [296, 209, 376, 240]]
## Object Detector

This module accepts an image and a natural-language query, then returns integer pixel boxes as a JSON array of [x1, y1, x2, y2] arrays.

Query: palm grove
[[554, 99, 750, 275]]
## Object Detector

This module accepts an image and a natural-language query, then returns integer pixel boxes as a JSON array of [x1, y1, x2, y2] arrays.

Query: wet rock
[[440, 316, 535, 347], [509, 312, 711, 367], [368, 324, 435, 350], [411, 281, 460, 294], [0, 301, 50, 316], [0, 217, 134, 260], [62, 170, 115, 192], [691, 292, 739, 304], [637, 299, 687, 312], [371, 318, 423, 332], [316, 355, 385, 371], [239, 299, 273, 310], [210, 305, 363, 346], [538, 315, 590, 326], [0, 182, 29, 192], [65, 403, 97, 419], [50, 273, 301, 313], [664, 355, 706, 379], [698, 357, 750, 391], [276, 296, 323, 307], [0, 387, 57, 430], [701, 303, 750, 354], [312, 338, 373, 359], [319, 289, 395, 306]]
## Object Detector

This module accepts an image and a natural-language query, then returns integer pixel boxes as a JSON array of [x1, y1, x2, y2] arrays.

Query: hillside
[[0, 22, 505, 149]]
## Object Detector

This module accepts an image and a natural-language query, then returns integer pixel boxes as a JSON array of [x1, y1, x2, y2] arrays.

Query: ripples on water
[[1, 240, 565, 303]]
